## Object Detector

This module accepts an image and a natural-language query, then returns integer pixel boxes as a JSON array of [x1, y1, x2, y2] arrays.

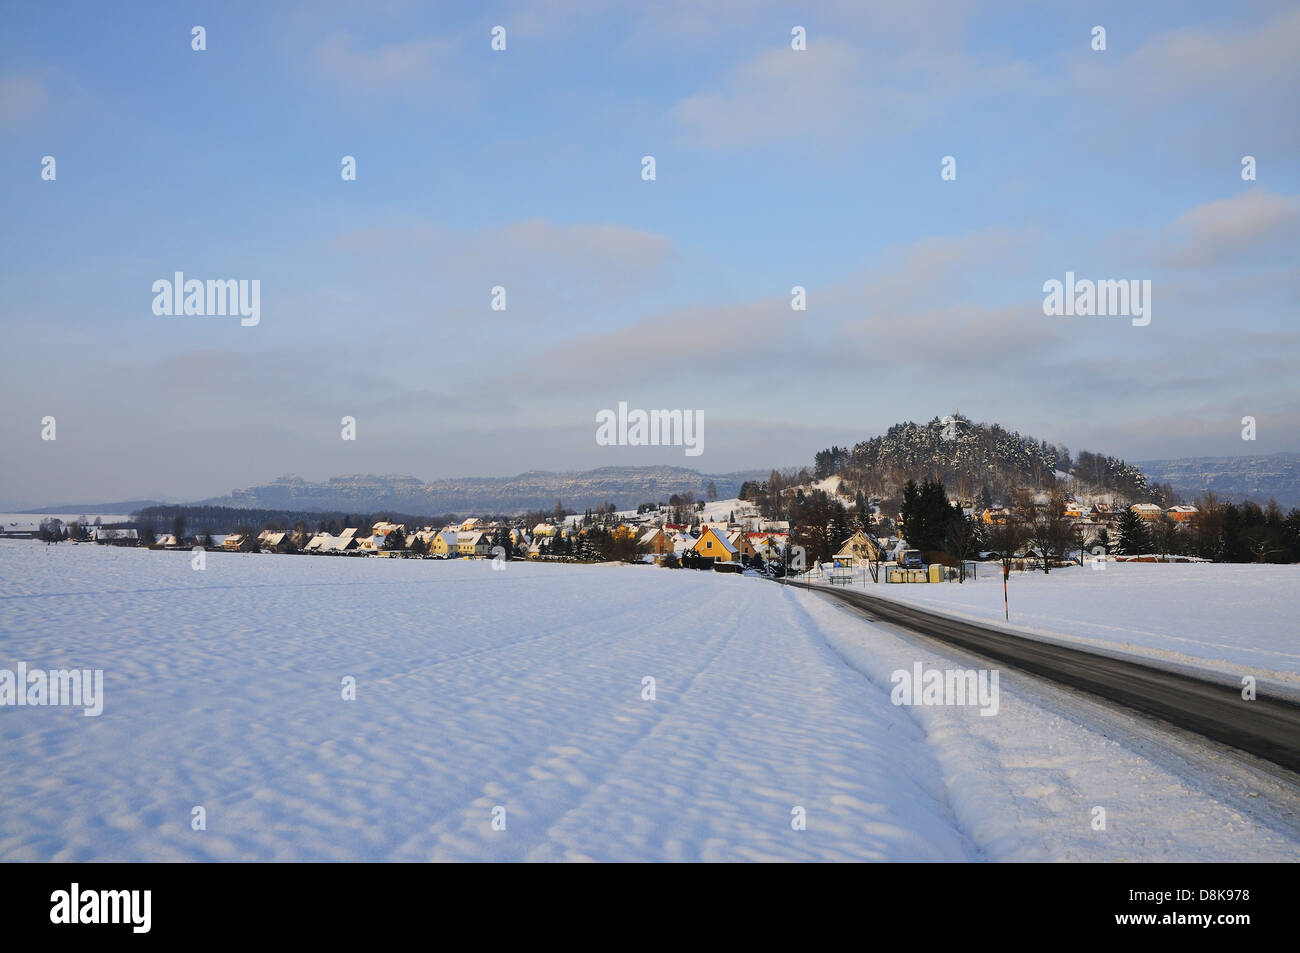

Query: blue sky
[[2, 0, 1297, 506]]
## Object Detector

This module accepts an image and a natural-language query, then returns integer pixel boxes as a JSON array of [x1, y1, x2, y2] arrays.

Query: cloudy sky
[[2, 0, 1297, 507]]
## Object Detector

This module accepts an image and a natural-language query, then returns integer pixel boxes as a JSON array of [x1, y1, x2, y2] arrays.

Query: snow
[[830, 562, 1300, 691], [790, 590, 1300, 861], [0, 541, 970, 861], [2, 540, 1296, 862]]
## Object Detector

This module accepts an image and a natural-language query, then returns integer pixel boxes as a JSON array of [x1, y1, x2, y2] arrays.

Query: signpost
[[1003, 563, 1010, 621]]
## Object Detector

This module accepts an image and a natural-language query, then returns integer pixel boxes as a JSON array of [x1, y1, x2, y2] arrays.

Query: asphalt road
[[804, 581, 1300, 775]]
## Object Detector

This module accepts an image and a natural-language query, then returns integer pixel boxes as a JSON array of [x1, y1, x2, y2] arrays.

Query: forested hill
[[813, 417, 1164, 503]]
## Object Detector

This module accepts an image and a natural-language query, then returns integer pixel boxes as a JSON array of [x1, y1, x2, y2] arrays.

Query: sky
[[2, 0, 1297, 507]]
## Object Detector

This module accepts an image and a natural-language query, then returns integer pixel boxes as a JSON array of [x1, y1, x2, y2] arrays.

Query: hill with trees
[[812, 415, 1167, 505]]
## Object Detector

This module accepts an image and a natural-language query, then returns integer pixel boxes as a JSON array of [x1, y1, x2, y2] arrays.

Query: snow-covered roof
[[695, 527, 738, 554]]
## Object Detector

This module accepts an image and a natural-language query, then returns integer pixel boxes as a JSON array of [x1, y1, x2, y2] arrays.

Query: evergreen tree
[[900, 478, 951, 553], [1115, 508, 1151, 555]]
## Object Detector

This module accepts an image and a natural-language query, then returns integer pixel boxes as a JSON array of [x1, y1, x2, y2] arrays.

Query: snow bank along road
[[1, 541, 1297, 861], [862, 562, 1300, 686], [804, 582, 1300, 774]]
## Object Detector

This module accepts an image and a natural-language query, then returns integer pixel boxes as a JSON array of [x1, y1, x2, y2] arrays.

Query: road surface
[[804, 581, 1300, 774]]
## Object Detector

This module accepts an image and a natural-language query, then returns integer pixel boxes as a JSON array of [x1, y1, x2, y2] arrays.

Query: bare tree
[[943, 508, 982, 582], [985, 519, 1027, 577]]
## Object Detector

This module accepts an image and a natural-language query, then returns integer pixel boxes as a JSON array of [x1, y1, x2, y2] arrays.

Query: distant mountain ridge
[[1135, 453, 1300, 510], [195, 467, 770, 515], [15, 499, 164, 515]]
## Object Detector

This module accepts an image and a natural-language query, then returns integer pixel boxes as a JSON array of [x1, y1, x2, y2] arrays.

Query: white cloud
[[1154, 191, 1300, 268], [308, 32, 464, 100]]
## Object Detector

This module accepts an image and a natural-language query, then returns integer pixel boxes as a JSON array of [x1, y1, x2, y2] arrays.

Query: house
[[533, 523, 558, 538], [1090, 502, 1115, 521], [1063, 501, 1084, 519], [261, 531, 295, 553], [638, 527, 674, 555], [367, 522, 405, 548], [316, 528, 359, 553], [750, 535, 783, 562], [459, 518, 480, 532], [405, 530, 438, 552], [223, 534, 245, 551], [1166, 505, 1198, 523], [456, 531, 492, 557], [1130, 503, 1164, 522], [428, 531, 460, 557], [691, 527, 739, 563], [726, 530, 756, 560], [834, 530, 882, 565]]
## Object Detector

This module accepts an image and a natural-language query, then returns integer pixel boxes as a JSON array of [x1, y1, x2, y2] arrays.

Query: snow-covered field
[[1, 540, 1297, 862], [833, 562, 1300, 690]]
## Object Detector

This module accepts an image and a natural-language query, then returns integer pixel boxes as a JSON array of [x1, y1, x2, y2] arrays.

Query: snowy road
[[1, 542, 1297, 861], [807, 581, 1300, 772]]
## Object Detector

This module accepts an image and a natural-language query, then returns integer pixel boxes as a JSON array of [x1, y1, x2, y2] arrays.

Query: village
[[11, 488, 1225, 582]]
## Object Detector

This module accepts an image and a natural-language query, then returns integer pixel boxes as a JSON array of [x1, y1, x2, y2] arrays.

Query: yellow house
[[1131, 503, 1164, 522], [691, 527, 739, 563], [428, 531, 459, 556], [457, 531, 493, 556], [834, 530, 882, 565], [726, 531, 756, 560]]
